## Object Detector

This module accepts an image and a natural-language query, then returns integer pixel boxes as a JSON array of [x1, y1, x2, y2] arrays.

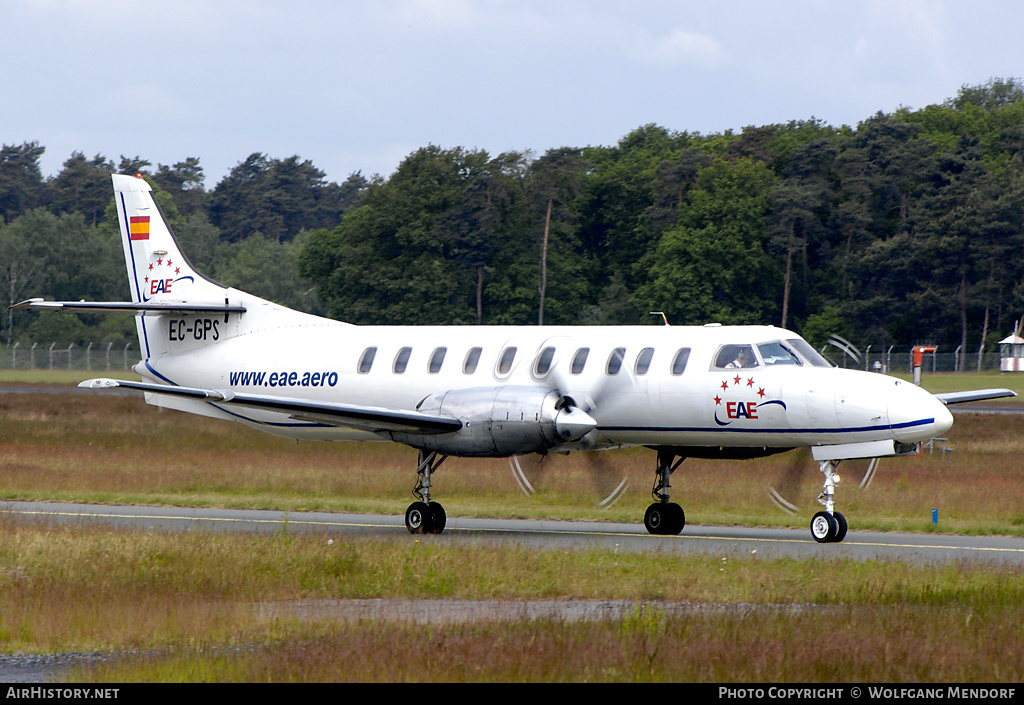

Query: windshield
[[757, 341, 802, 366], [785, 338, 834, 367]]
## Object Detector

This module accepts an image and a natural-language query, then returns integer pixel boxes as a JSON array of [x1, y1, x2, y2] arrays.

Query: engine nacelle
[[388, 386, 596, 457]]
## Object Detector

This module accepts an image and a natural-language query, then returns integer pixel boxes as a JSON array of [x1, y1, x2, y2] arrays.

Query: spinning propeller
[[508, 341, 631, 507]]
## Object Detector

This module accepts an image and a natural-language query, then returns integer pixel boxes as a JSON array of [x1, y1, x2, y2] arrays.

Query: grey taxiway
[[4, 500, 1024, 565]]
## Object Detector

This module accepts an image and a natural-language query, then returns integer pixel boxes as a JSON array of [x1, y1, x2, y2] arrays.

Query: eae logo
[[713, 374, 787, 426], [141, 255, 195, 300]]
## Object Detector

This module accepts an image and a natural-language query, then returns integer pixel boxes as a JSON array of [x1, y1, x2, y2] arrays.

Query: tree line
[[3, 78, 1024, 370]]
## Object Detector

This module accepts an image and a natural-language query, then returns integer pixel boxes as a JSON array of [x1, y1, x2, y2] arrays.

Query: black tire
[[644, 504, 667, 535], [832, 512, 848, 543], [428, 503, 447, 534], [665, 502, 685, 535], [405, 501, 433, 534], [810, 511, 838, 543]]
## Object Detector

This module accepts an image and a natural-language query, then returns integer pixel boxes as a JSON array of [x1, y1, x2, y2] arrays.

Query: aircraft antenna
[[650, 311, 670, 326]]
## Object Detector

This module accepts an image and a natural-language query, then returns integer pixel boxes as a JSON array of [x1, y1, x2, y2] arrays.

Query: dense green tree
[[577, 125, 692, 285], [524, 148, 589, 325], [48, 152, 115, 225], [633, 158, 779, 325], [0, 209, 121, 344], [153, 157, 207, 216], [0, 142, 46, 222], [214, 233, 318, 313], [209, 153, 363, 242], [300, 146, 495, 324]]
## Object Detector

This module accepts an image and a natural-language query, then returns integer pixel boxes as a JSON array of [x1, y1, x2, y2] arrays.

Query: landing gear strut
[[406, 450, 448, 534], [811, 459, 847, 543], [643, 449, 685, 535]]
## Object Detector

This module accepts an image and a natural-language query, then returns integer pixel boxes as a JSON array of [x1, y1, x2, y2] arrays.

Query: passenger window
[[714, 345, 759, 369], [606, 347, 625, 375], [393, 347, 411, 374], [671, 348, 691, 375], [463, 347, 482, 374], [535, 347, 555, 376], [428, 347, 447, 374], [358, 347, 377, 374], [635, 348, 654, 375], [497, 346, 517, 375], [571, 348, 589, 375]]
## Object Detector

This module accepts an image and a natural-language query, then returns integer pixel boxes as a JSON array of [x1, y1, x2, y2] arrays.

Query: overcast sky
[[3, 0, 1022, 187]]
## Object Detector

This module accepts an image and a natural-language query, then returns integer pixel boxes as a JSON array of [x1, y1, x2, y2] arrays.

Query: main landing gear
[[405, 450, 448, 534], [810, 459, 848, 543], [644, 449, 686, 535]]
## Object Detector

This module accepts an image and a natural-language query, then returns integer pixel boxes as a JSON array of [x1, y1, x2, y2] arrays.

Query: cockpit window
[[785, 338, 834, 368], [757, 341, 802, 366], [714, 345, 759, 369]]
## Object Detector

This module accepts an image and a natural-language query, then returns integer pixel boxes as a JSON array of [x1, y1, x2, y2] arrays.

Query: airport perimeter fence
[[2, 342, 136, 372], [0, 341, 1008, 375], [820, 348, 1003, 374]]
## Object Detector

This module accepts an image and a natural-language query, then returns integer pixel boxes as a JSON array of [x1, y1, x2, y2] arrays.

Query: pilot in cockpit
[[717, 345, 757, 369]]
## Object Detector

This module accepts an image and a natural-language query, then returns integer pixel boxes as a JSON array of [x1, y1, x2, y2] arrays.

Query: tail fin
[[113, 174, 226, 305]]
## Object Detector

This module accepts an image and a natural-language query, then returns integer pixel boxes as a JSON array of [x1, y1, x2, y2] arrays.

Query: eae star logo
[[713, 374, 787, 426], [142, 255, 194, 300]]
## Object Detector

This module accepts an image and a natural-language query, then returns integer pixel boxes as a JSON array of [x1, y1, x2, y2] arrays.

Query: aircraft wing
[[934, 388, 1017, 405], [9, 298, 246, 315], [79, 378, 463, 434]]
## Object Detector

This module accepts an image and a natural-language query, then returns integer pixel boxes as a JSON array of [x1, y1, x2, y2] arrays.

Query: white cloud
[[627, 27, 728, 69]]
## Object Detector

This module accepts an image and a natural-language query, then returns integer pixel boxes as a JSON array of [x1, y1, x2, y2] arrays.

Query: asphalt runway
[[4, 500, 1024, 565]]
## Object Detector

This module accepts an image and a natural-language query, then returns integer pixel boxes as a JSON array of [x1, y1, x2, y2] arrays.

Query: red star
[[157, 258, 163, 266], [758, 388, 766, 398], [746, 377, 755, 387], [714, 395, 722, 405], [721, 380, 729, 391], [148, 263, 153, 270], [175, 268, 180, 275], [733, 374, 741, 385], [167, 259, 173, 267], [144, 276, 149, 283]]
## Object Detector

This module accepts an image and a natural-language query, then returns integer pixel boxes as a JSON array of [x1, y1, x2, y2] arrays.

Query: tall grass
[[0, 518, 1019, 682]]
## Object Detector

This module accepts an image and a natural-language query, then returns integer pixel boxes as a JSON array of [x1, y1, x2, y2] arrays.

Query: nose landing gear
[[811, 459, 847, 543]]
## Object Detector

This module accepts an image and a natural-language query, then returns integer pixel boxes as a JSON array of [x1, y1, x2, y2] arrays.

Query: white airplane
[[13, 174, 1017, 542]]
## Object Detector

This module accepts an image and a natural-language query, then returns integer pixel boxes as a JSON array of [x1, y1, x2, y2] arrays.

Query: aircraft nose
[[887, 381, 953, 442]]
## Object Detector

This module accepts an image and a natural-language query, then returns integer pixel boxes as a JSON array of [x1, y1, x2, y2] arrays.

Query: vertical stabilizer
[[112, 174, 230, 363], [112, 174, 226, 305]]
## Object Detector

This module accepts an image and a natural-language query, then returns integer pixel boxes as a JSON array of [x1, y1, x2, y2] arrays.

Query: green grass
[[0, 519, 1015, 682]]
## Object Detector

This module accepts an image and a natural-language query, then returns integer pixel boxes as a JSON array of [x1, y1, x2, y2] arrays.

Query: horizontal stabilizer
[[933, 388, 1017, 405], [10, 298, 246, 315], [79, 378, 463, 434]]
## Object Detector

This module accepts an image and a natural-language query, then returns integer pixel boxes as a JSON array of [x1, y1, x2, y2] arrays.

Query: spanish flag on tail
[[129, 216, 150, 241]]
